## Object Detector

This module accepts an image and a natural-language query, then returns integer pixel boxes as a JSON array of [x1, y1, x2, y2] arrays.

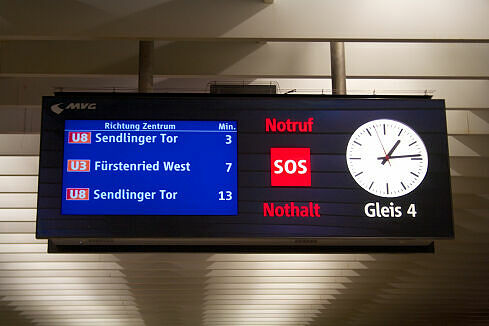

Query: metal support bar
[[138, 41, 154, 93], [330, 42, 346, 95]]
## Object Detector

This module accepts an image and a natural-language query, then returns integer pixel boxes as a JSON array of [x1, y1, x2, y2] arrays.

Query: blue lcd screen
[[61, 120, 238, 215]]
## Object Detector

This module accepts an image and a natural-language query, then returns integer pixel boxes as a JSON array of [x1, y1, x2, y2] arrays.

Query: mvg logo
[[66, 188, 90, 200], [51, 102, 97, 114], [67, 160, 90, 172]]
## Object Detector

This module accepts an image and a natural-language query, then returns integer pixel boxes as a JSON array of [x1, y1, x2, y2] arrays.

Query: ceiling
[[0, 0, 488, 325]]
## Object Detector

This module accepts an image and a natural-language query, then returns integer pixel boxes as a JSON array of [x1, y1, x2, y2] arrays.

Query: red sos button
[[270, 148, 311, 187]]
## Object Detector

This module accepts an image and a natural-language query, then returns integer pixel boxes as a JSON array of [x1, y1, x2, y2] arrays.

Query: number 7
[[226, 163, 232, 172]]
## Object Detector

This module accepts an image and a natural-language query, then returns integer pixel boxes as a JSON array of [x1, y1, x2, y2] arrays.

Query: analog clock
[[346, 119, 428, 198]]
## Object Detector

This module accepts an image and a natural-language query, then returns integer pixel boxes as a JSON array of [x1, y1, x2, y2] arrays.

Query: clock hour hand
[[381, 139, 400, 165], [377, 154, 422, 160]]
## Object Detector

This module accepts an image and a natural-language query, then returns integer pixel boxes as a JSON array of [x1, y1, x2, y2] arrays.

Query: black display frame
[[37, 93, 454, 247]]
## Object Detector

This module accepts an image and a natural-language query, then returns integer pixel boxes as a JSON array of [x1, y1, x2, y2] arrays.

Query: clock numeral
[[409, 141, 417, 146], [398, 129, 403, 136], [411, 172, 419, 177], [407, 204, 417, 217]]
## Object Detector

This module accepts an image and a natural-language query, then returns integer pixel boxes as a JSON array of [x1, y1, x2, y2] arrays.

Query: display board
[[37, 94, 453, 242], [62, 120, 237, 215]]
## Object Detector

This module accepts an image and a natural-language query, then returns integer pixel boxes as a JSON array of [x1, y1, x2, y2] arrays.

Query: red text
[[266, 118, 314, 133], [263, 202, 320, 217]]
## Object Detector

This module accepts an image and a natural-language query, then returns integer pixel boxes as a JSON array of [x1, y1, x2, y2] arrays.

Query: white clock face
[[346, 119, 428, 198]]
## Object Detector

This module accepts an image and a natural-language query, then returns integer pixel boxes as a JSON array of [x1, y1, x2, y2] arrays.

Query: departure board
[[62, 120, 238, 215], [37, 94, 453, 242]]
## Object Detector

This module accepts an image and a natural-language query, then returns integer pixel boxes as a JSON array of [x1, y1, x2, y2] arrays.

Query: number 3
[[225, 135, 232, 144]]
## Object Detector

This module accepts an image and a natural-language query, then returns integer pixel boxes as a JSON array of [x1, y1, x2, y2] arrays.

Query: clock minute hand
[[381, 139, 401, 165], [377, 154, 422, 160]]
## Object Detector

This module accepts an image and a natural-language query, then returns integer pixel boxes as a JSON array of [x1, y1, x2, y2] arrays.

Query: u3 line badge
[[346, 119, 428, 198]]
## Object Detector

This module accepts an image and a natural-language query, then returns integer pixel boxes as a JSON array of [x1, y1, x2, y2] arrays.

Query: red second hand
[[373, 126, 391, 166]]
